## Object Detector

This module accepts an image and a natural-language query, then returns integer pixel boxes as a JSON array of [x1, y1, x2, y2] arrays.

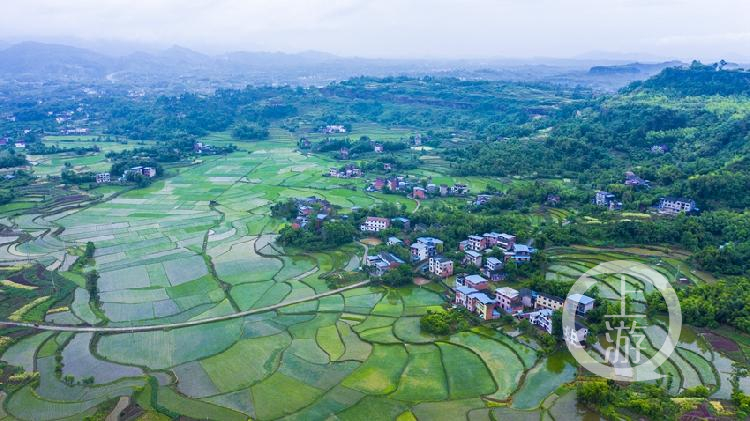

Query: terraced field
[[546, 246, 746, 400], [1, 136, 748, 420], [0, 139, 534, 420]]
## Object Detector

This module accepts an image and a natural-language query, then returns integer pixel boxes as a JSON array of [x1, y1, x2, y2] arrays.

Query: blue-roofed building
[[504, 243, 533, 263], [455, 286, 479, 308], [387, 236, 403, 246], [412, 237, 443, 260], [566, 293, 595, 316], [390, 217, 411, 230], [472, 293, 497, 320]]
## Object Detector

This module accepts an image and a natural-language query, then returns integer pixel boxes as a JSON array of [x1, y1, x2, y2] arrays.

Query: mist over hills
[[0, 41, 692, 92]]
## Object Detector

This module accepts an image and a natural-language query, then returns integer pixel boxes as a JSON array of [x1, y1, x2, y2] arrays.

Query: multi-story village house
[[658, 197, 697, 214], [495, 287, 522, 313], [428, 256, 454, 278], [463, 250, 482, 267], [466, 235, 487, 252], [535, 293, 564, 311], [360, 216, 391, 233]]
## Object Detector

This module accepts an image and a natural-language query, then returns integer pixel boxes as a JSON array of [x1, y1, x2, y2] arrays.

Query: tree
[[577, 380, 614, 405], [380, 264, 413, 287], [551, 309, 563, 338], [84, 242, 96, 259], [85, 270, 99, 298], [419, 308, 473, 335], [232, 123, 270, 140], [321, 221, 356, 247]]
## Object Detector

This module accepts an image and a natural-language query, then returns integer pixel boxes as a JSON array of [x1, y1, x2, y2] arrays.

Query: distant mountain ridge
[[626, 62, 750, 96], [0, 41, 691, 91], [0, 41, 110, 80], [589, 61, 683, 75]]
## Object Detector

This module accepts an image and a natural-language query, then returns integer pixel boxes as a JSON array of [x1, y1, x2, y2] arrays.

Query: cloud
[[1, 0, 749, 60]]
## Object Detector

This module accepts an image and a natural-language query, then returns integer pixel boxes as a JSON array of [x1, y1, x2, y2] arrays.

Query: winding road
[[0, 279, 370, 334]]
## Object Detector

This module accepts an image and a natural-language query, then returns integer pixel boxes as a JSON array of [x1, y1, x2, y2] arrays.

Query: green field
[[0, 132, 746, 420]]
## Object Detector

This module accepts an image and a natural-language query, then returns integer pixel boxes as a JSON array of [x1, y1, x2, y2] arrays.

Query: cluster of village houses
[[193, 141, 222, 155], [94, 166, 157, 184], [455, 279, 594, 344], [595, 190, 697, 215], [0, 138, 28, 148], [290, 197, 335, 229], [361, 215, 593, 342], [337, 142, 386, 160], [328, 164, 363, 178], [366, 176, 470, 200], [323, 125, 347, 134], [593, 171, 697, 215]]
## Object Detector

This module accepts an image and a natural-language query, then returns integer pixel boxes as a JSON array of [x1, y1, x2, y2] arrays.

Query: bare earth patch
[[413, 277, 430, 286], [360, 237, 382, 246]]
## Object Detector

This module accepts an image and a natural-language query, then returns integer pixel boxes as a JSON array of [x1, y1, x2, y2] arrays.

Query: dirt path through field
[[0, 279, 370, 333]]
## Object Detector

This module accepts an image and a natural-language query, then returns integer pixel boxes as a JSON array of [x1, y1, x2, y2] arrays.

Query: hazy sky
[[2, 0, 749, 60]]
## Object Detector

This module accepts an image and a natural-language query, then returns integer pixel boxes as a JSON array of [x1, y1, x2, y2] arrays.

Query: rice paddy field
[[545, 246, 750, 400], [0, 134, 749, 420]]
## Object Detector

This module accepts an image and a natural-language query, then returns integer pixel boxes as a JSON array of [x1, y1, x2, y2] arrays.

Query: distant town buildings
[[594, 190, 622, 211], [328, 164, 362, 178], [123, 166, 156, 179], [624, 171, 650, 187], [451, 184, 469, 195], [546, 194, 562, 205], [95, 172, 110, 184], [61, 127, 89, 135], [324, 125, 347, 134], [474, 194, 495, 206], [651, 145, 668, 154], [658, 197, 698, 214]]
